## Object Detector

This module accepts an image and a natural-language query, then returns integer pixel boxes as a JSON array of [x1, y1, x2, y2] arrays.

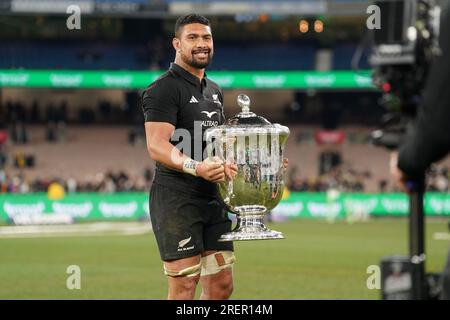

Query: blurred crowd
[[427, 165, 450, 192], [0, 168, 154, 194], [288, 165, 368, 192], [1, 100, 69, 145], [1, 164, 449, 194], [1, 98, 145, 150], [288, 164, 450, 193]]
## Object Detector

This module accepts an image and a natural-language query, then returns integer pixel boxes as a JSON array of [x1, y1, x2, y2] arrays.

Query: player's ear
[[173, 38, 180, 52]]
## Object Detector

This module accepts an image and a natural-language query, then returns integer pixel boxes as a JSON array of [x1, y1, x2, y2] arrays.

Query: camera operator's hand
[[390, 152, 409, 193]]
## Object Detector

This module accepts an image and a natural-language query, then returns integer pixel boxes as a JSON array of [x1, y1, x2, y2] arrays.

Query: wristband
[[182, 158, 199, 176]]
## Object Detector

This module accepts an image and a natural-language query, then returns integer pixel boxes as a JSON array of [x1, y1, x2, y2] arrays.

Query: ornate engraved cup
[[205, 94, 290, 241]]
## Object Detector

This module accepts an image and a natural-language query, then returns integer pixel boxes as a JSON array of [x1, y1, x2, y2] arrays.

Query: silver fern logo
[[178, 236, 192, 248]]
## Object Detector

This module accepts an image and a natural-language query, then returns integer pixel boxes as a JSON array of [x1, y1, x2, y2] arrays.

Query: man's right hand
[[390, 151, 409, 193], [196, 157, 225, 183]]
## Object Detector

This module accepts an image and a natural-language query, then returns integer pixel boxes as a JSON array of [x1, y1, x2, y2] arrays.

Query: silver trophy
[[205, 94, 290, 241]]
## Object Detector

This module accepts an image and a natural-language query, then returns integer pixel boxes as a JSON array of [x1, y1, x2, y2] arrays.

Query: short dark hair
[[174, 14, 210, 37]]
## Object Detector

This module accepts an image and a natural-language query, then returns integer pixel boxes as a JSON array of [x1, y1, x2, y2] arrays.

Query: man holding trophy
[[142, 14, 289, 300]]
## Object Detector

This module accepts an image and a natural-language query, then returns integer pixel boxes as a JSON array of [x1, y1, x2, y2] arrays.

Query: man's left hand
[[283, 158, 289, 172], [223, 158, 288, 181], [224, 162, 238, 181]]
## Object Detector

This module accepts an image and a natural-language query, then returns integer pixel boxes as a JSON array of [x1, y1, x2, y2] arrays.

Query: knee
[[169, 275, 200, 300], [213, 272, 234, 299], [181, 275, 201, 294], [220, 278, 234, 299]]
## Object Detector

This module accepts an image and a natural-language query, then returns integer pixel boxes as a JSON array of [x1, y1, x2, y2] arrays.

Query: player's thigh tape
[[200, 251, 236, 276], [164, 262, 201, 277]]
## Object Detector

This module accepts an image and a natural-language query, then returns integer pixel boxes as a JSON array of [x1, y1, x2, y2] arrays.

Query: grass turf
[[0, 218, 448, 299]]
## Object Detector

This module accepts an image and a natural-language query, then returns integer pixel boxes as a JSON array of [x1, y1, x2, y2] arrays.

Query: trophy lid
[[205, 94, 290, 139], [224, 94, 290, 135], [227, 94, 272, 126]]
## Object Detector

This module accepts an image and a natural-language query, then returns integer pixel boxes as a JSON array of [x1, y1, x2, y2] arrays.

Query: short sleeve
[[217, 87, 225, 124], [219, 87, 225, 105], [141, 80, 178, 125]]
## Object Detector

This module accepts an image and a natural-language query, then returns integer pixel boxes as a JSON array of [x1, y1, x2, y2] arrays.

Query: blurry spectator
[[9, 101, 28, 144], [427, 165, 449, 192], [0, 152, 6, 169], [14, 153, 26, 169], [0, 125, 8, 146], [379, 179, 388, 193], [66, 177, 78, 193], [0, 124, 8, 169], [98, 100, 112, 120], [30, 100, 40, 124], [0, 170, 7, 192], [56, 101, 68, 142], [48, 180, 65, 200], [46, 104, 57, 142]]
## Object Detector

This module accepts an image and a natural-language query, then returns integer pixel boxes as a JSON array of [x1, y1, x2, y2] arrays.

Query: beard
[[181, 49, 213, 69]]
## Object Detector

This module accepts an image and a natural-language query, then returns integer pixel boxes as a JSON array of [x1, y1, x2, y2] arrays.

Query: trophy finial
[[237, 94, 251, 113]]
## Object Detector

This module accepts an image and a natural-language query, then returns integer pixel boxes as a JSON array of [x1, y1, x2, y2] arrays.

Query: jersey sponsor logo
[[189, 96, 199, 103], [201, 111, 217, 118], [201, 120, 219, 127]]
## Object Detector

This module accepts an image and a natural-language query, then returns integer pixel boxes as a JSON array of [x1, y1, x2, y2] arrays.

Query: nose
[[195, 38, 209, 49]]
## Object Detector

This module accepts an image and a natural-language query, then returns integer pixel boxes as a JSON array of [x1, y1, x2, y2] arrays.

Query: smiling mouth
[[192, 50, 210, 58]]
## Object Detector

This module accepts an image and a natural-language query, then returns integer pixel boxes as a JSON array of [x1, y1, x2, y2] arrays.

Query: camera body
[[370, 0, 441, 149], [369, 1, 444, 300]]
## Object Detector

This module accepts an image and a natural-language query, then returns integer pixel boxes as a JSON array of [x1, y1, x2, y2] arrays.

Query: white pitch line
[[0, 222, 152, 238], [433, 232, 450, 241]]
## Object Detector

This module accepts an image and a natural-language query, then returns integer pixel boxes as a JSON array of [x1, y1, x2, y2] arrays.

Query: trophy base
[[218, 214, 284, 242]]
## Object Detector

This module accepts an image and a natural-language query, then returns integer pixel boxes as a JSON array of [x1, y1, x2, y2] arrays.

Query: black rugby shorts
[[149, 183, 234, 261]]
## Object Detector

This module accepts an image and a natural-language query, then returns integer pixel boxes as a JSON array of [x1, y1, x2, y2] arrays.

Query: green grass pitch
[[0, 218, 448, 299]]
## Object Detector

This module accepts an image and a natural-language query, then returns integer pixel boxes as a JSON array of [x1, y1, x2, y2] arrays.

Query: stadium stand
[[199, 43, 316, 71], [2, 124, 448, 194], [0, 41, 318, 71], [0, 42, 151, 70], [2, 124, 449, 194]]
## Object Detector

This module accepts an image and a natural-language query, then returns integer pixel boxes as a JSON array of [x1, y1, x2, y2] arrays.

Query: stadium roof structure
[[0, 0, 372, 17]]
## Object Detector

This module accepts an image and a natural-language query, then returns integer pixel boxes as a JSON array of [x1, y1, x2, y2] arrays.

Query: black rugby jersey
[[142, 63, 225, 197]]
